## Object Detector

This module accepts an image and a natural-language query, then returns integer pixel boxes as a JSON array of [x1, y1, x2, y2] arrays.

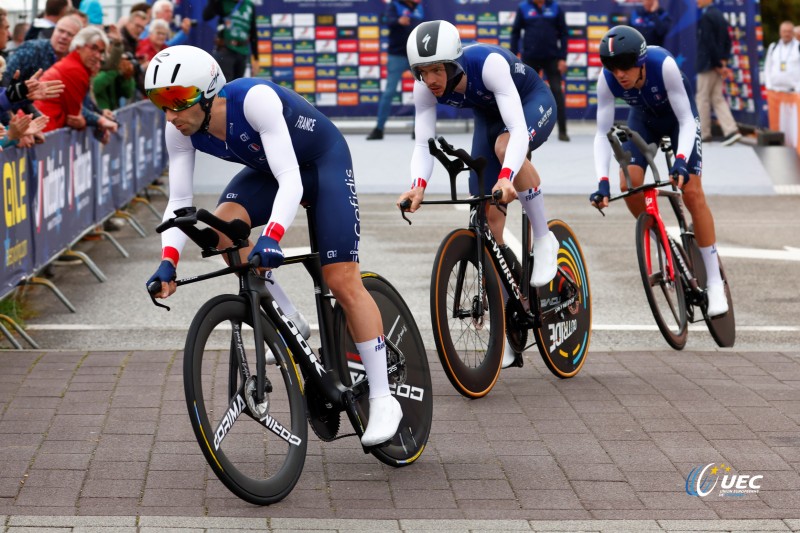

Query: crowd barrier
[[766, 90, 800, 155], [1, 100, 167, 348]]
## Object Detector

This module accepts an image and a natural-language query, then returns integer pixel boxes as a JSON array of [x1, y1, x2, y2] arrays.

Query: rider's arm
[[243, 84, 303, 243], [661, 56, 698, 164], [409, 80, 437, 190], [593, 74, 615, 184], [482, 52, 529, 182], [160, 123, 196, 265]]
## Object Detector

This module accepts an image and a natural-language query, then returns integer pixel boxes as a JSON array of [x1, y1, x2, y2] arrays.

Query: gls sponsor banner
[[686, 463, 764, 498], [0, 145, 34, 297]]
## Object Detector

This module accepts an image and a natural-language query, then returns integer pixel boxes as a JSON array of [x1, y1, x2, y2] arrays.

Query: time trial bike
[[597, 124, 735, 349], [147, 206, 432, 505], [401, 137, 592, 398]]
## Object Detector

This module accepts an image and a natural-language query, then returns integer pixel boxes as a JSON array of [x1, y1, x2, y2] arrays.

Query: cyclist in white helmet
[[144, 45, 403, 447], [397, 20, 560, 368]]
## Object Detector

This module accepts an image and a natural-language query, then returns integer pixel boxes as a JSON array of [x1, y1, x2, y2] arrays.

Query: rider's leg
[[214, 201, 310, 337], [323, 261, 402, 446], [681, 175, 727, 316], [494, 133, 557, 288], [620, 165, 646, 218]]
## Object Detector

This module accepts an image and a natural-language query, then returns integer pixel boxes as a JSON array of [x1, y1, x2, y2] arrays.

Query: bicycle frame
[[150, 207, 371, 441], [405, 137, 579, 327], [605, 125, 702, 298]]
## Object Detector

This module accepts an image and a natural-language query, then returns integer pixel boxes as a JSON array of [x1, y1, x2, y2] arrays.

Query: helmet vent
[[171, 64, 181, 84], [152, 65, 159, 85]]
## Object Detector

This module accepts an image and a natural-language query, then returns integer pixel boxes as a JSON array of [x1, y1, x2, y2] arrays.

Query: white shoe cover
[[706, 282, 729, 317], [361, 394, 402, 447]]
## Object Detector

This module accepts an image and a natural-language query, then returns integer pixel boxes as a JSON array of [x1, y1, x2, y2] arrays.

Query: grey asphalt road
[[2, 126, 800, 531], [12, 126, 800, 352]]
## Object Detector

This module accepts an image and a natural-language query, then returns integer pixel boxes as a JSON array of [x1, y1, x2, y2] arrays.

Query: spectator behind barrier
[[137, 19, 170, 63], [34, 26, 118, 142], [142, 0, 191, 47], [6, 23, 31, 55], [630, 0, 672, 48], [25, 0, 70, 41], [0, 8, 10, 60], [0, 69, 64, 148], [1, 15, 83, 88], [93, 52, 135, 110]]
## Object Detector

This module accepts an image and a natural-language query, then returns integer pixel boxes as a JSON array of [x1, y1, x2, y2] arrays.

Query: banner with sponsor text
[[0, 100, 167, 296], [181, 0, 764, 125]]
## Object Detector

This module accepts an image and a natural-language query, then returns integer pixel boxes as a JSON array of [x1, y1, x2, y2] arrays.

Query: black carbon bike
[[147, 206, 432, 505], [401, 137, 592, 398]]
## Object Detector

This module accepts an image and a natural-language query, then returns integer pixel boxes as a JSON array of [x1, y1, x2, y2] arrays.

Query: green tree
[[761, 0, 800, 46]]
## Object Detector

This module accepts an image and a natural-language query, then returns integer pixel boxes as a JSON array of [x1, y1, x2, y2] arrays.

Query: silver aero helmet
[[144, 45, 226, 119], [407, 20, 465, 95]]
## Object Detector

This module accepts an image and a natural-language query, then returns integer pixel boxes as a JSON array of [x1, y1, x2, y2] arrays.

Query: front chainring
[[305, 377, 341, 442], [505, 299, 529, 354]]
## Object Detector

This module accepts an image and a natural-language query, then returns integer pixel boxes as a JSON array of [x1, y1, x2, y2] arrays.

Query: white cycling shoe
[[502, 339, 518, 369], [361, 394, 403, 447], [265, 311, 311, 364], [706, 282, 729, 317], [530, 231, 559, 288]]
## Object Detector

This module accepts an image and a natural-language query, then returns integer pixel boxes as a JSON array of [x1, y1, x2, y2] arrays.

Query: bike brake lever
[[398, 200, 413, 225], [593, 204, 606, 217], [147, 281, 171, 311]]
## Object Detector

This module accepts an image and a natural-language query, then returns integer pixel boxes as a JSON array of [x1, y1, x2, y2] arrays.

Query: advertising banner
[[0, 145, 35, 299], [94, 123, 127, 222], [182, 0, 764, 125], [133, 101, 165, 192]]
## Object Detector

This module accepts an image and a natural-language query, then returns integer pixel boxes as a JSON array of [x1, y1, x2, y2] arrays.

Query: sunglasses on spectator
[[146, 85, 204, 112]]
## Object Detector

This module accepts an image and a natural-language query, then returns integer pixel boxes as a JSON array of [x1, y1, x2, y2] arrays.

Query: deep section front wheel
[[430, 228, 505, 398], [183, 295, 308, 505], [685, 232, 736, 347], [635, 213, 688, 349], [534, 219, 592, 378], [334, 273, 432, 467]]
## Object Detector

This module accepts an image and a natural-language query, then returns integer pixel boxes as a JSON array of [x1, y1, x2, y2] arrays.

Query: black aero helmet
[[599, 25, 647, 71]]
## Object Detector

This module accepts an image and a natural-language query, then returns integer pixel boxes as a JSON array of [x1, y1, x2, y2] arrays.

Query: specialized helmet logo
[[422, 33, 431, 51], [207, 65, 219, 93]]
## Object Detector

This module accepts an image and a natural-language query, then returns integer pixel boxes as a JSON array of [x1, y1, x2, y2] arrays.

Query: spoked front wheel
[[534, 219, 592, 378], [430, 228, 505, 398], [334, 273, 433, 467], [635, 213, 688, 349], [183, 295, 308, 505]]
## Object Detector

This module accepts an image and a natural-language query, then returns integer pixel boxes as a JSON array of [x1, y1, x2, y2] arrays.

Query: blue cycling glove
[[146, 260, 176, 288], [589, 178, 610, 205], [249, 235, 285, 269], [670, 156, 690, 186]]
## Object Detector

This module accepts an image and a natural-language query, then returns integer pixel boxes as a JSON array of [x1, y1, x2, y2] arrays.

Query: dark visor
[[601, 54, 638, 72]]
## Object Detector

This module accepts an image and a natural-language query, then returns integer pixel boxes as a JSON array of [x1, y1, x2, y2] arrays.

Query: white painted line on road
[[24, 324, 800, 332]]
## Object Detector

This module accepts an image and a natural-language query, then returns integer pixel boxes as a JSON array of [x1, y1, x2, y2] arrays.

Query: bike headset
[[144, 45, 227, 134], [599, 25, 648, 84], [407, 20, 465, 96]]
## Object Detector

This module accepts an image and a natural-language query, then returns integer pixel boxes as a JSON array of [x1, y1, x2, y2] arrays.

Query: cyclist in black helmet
[[590, 25, 728, 317]]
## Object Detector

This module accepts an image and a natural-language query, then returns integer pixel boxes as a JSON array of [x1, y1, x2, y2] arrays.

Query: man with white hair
[[34, 26, 118, 138], [765, 20, 800, 93], [1, 15, 83, 87], [141, 0, 192, 47]]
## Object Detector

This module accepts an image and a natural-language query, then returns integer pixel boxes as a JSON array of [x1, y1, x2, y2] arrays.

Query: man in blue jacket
[[366, 0, 424, 140], [630, 0, 672, 48], [510, 0, 569, 141], [696, 0, 741, 145]]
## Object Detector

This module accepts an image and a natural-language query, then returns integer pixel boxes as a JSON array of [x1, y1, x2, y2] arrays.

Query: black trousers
[[523, 57, 567, 135], [213, 46, 248, 81]]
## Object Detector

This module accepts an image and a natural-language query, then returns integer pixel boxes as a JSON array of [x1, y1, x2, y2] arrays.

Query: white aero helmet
[[406, 20, 464, 94], [145, 45, 226, 112]]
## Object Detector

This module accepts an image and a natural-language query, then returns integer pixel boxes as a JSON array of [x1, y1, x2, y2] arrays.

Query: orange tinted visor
[[146, 85, 203, 112]]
